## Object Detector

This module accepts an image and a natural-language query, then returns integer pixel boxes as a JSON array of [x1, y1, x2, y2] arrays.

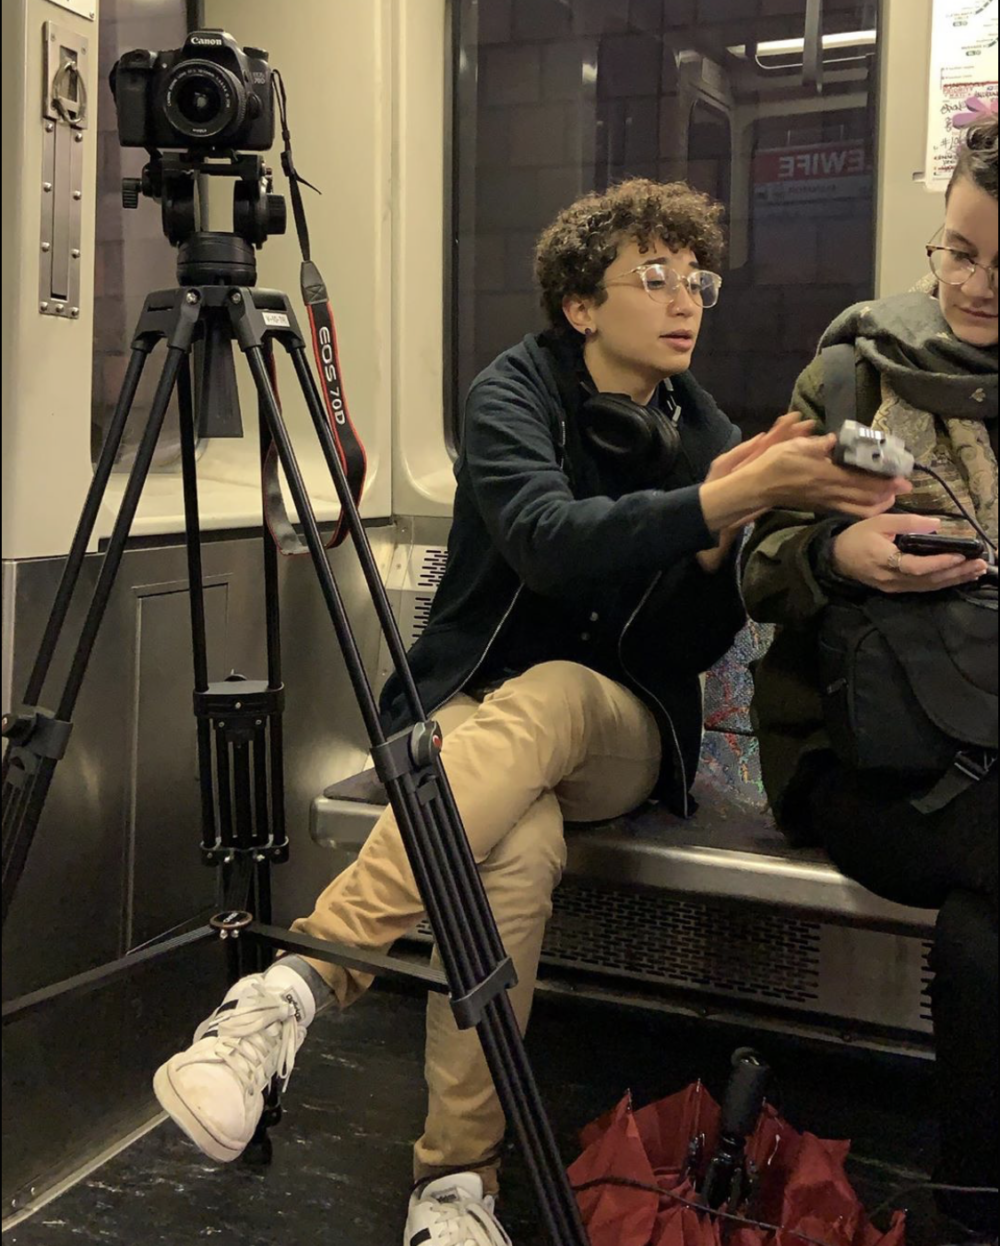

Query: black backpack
[[815, 345, 998, 813]]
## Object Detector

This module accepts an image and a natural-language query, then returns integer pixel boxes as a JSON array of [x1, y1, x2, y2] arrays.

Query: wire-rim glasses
[[604, 262, 723, 308], [926, 233, 998, 291]]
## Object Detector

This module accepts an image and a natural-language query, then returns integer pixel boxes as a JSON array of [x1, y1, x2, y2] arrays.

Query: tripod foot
[[240, 1090, 282, 1166], [240, 1129, 273, 1167]]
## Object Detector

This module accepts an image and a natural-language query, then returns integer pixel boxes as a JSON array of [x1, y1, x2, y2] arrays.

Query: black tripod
[[1, 166, 589, 1246]]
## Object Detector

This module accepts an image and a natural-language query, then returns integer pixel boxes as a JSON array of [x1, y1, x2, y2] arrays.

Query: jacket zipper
[[617, 571, 691, 817], [425, 585, 524, 718], [427, 416, 565, 717]]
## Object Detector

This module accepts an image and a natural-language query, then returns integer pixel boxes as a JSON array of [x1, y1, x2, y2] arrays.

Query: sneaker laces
[[420, 1192, 511, 1246], [197, 982, 301, 1095]]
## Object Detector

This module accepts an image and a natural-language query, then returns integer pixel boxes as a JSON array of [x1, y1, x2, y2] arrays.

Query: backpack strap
[[911, 749, 997, 815], [820, 344, 858, 435]]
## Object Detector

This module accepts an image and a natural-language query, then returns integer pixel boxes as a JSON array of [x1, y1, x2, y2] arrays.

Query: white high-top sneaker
[[404, 1173, 513, 1246], [153, 965, 315, 1162]]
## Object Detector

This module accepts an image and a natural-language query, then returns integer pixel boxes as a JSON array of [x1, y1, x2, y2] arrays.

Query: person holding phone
[[742, 116, 998, 1239], [893, 531, 986, 559]]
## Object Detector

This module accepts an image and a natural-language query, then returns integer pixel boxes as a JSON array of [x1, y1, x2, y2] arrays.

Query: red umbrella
[[569, 1081, 907, 1245]]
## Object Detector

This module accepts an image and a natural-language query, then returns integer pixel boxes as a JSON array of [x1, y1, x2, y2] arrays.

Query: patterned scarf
[[819, 275, 998, 542]]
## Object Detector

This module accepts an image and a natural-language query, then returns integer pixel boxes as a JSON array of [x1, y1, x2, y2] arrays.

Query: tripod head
[[120, 150, 289, 437], [122, 150, 287, 285]]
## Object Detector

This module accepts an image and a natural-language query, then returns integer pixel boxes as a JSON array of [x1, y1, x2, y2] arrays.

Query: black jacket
[[380, 332, 746, 814]]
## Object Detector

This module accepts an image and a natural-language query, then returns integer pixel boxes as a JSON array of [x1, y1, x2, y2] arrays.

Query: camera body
[[833, 419, 914, 479], [112, 30, 273, 152]]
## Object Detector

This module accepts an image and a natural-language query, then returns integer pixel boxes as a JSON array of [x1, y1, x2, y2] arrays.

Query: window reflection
[[452, 0, 881, 440], [92, 0, 194, 471]]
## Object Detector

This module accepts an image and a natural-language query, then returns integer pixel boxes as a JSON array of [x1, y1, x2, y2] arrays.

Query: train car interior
[[2, 0, 996, 1244]]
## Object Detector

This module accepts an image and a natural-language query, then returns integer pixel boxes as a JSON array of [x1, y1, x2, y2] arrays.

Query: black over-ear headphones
[[538, 331, 683, 489], [577, 383, 682, 490]]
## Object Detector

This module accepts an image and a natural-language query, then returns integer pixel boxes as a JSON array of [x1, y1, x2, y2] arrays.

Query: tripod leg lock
[[450, 956, 518, 1030], [2, 708, 74, 774], [371, 721, 443, 785]]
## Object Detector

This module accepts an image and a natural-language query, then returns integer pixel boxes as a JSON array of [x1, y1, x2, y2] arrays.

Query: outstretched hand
[[704, 412, 814, 488], [696, 413, 813, 573], [752, 433, 912, 517]]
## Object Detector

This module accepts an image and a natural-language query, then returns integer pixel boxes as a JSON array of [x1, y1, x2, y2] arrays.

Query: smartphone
[[895, 532, 986, 559]]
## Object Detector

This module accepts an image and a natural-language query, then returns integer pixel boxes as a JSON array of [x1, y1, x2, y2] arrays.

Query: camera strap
[[260, 71, 367, 556]]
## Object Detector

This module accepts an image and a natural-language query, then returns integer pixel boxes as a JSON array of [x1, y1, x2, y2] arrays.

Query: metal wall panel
[[1, 522, 396, 1214], [127, 580, 228, 949]]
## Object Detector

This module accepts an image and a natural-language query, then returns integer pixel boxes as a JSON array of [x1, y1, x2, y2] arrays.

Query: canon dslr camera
[[111, 29, 273, 151]]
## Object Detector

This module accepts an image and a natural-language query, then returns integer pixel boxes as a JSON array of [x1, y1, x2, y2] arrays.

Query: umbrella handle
[[701, 1050, 772, 1209]]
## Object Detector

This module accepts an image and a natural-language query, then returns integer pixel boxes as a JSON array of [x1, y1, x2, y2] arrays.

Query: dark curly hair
[[533, 178, 726, 330], [947, 113, 998, 201]]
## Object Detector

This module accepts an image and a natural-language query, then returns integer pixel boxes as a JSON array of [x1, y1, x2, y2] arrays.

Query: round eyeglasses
[[926, 236, 998, 291], [604, 262, 723, 308]]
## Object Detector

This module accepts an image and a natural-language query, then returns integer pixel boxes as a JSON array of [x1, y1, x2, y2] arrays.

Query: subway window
[[450, 0, 882, 441]]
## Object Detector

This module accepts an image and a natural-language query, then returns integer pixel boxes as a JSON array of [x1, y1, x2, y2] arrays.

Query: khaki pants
[[291, 660, 661, 1194]]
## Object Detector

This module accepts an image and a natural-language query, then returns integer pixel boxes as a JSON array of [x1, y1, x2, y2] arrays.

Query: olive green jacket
[[740, 351, 883, 837]]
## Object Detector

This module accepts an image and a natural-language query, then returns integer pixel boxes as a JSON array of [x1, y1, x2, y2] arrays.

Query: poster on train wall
[[752, 140, 873, 217], [924, 0, 999, 189]]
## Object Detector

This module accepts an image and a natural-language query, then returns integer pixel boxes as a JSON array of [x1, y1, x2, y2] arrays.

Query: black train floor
[[7, 985, 989, 1246]]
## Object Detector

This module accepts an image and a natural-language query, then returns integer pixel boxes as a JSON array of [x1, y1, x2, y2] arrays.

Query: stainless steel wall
[[1, 524, 396, 1215]]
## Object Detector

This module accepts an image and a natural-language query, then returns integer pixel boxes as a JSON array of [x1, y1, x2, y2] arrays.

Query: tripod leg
[[239, 344, 588, 1245], [257, 347, 287, 877], [241, 352, 387, 742], [238, 349, 489, 1004], [176, 356, 217, 859], [279, 346, 586, 1238], [285, 348, 425, 724], [234, 372, 288, 1171], [1, 346, 152, 792], [178, 317, 279, 988], [251, 726, 273, 925], [404, 779, 587, 1243], [283, 345, 509, 954], [178, 354, 262, 982], [2, 296, 199, 925]]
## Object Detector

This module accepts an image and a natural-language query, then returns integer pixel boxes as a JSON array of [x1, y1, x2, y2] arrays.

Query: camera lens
[[162, 61, 244, 141], [176, 78, 223, 126]]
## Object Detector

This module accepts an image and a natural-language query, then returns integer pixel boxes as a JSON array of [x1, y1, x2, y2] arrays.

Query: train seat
[[309, 742, 935, 937], [310, 619, 935, 936], [310, 612, 937, 1049]]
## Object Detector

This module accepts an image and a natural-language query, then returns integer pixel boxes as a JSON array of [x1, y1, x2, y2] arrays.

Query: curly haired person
[[153, 179, 909, 1243]]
